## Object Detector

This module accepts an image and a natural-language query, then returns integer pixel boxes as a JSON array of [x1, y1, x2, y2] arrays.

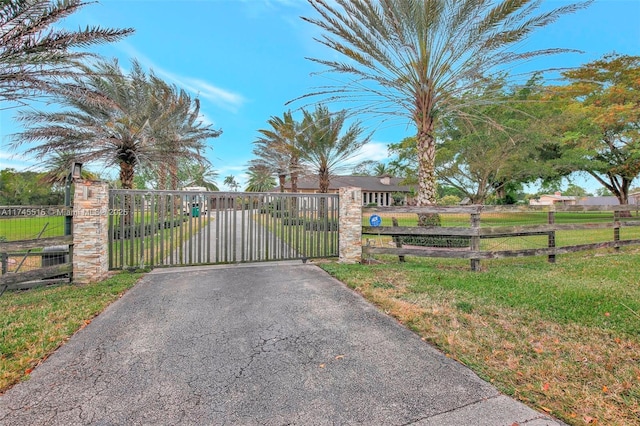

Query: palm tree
[[11, 59, 220, 190], [0, 0, 133, 104], [298, 105, 370, 193], [245, 164, 276, 192], [185, 163, 219, 191], [39, 150, 96, 186], [252, 111, 304, 192], [12, 59, 153, 189], [147, 75, 221, 190], [300, 0, 592, 210], [223, 175, 239, 192]]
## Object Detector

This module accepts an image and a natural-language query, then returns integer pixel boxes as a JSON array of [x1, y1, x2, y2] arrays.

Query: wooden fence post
[[391, 217, 405, 263], [470, 210, 481, 271], [1, 252, 7, 275], [548, 209, 556, 263]]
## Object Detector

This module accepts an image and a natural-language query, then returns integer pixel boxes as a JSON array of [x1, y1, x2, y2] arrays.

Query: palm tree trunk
[[120, 162, 135, 226], [416, 127, 440, 227], [120, 162, 135, 189], [278, 174, 286, 192]]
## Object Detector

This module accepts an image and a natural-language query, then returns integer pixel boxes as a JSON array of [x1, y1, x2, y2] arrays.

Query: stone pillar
[[339, 187, 362, 264], [72, 179, 109, 284]]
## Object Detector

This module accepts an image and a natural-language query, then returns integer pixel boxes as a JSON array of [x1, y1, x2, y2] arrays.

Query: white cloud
[[117, 42, 246, 113], [349, 141, 390, 164]]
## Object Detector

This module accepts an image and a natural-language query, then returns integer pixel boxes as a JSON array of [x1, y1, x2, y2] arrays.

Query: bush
[[401, 235, 470, 248], [282, 217, 305, 226], [304, 219, 338, 231]]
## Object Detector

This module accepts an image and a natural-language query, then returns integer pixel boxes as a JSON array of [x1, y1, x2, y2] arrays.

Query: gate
[[108, 190, 339, 269]]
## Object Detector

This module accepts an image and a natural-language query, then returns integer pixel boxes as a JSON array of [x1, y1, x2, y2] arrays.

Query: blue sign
[[369, 214, 382, 227]]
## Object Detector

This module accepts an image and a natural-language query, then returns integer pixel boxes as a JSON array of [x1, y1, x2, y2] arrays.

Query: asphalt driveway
[[0, 262, 564, 425]]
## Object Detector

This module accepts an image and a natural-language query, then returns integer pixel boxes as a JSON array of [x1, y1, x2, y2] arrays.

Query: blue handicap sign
[[369, 214, 382, 227]]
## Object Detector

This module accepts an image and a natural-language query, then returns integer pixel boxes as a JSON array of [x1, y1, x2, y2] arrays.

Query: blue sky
[[1, 0, 639, 191]]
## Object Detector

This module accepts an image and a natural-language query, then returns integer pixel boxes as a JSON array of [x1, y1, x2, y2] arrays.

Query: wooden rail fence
[[362, 205, 640, 271], [1, 205, 73, 291]]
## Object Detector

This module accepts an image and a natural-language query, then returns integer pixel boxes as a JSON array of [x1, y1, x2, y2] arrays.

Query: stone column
[[339, 187, 362, 264], [72, 179, 109, 284]]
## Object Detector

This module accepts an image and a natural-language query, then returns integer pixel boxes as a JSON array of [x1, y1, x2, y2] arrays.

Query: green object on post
[[191, 206, 200, 217]]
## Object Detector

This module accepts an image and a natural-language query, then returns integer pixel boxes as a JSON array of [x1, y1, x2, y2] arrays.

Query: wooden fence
[[362, 204, 640, 271], [0, 205, 73, 291]]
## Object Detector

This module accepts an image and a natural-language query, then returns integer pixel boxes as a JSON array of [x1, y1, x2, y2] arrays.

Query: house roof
[[282, 175, 412, 192], [539, 194, 576, 201], [576, 196, 620, 206]]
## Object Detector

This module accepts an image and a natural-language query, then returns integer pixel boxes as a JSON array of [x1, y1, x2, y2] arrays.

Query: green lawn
[[320, 248, 640, 425], [0, 216, 65, 242], [0, 272, 143, 393]]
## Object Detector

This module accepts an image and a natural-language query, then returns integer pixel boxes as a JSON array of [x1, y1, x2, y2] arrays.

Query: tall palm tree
[[11, 59, 221, 190], [147, 75, 221, 190], [0, 0, 133, 104], [12, 59, 153, 189], [298, 105, 370, 193], [252, 111, 304, 192], [300, 0, 592, 209]]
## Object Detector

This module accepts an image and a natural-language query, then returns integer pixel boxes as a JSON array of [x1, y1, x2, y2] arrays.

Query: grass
[[0, 216, 65, 242], [0, 272, 143, 393], [258, 212, 339, 259], [319, 247, 640, 426], [109, 216, 209, 268]]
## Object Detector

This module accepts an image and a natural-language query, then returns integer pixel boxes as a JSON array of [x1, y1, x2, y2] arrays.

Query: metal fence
[[108, 190, 339, 269]]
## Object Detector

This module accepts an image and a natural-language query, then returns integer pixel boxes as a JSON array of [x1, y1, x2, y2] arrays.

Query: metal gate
[[108, 190, 339, 269]]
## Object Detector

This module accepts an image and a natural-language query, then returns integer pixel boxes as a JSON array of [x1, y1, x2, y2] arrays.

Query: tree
[[387, 137, 419, 185], [147, 76, 220, 190], [0, 168, 63, 205], [11, 59, 220, 189], [251, 111, 303, 192], [300, 0, 592, 214], [39, 150, 97, 186], [245, 164, 276, 192], [0, 0, 133, 104], [184, 163, 219, 191], [297, 105, 370, 193], [549, 54, 640, 205], [436, 76, 553, 204], [223, 175, 239, 191], [563, 183, 590, 197]]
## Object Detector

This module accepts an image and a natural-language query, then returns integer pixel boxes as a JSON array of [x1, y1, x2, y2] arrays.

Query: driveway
[[0, 262, 564, 425]]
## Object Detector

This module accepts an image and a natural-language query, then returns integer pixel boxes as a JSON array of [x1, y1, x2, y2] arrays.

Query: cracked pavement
[[0, 262, 565, 425]]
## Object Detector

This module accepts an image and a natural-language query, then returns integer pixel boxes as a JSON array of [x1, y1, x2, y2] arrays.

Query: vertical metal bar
[[232, 195, 238, 262], [178, 194, 184, 265], [128, 194, 134, 268], [215, 195, 220, 263], [548, 210, 556, 263], [159, 194, 165, 266], [169, 194, 175, 265], [108, 192, 114, 269], [241, 197, 246, 262], [149, 193, 155, 267], [206, 194, 211, 264], [119, 193, 125, 269], [198, 194, 203, 264]]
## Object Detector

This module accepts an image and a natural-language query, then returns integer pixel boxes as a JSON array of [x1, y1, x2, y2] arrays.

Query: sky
[[1, 0, 639, 191]]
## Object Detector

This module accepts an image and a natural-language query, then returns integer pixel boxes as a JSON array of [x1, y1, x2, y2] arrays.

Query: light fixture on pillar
[[71, 162, 83, 180]]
